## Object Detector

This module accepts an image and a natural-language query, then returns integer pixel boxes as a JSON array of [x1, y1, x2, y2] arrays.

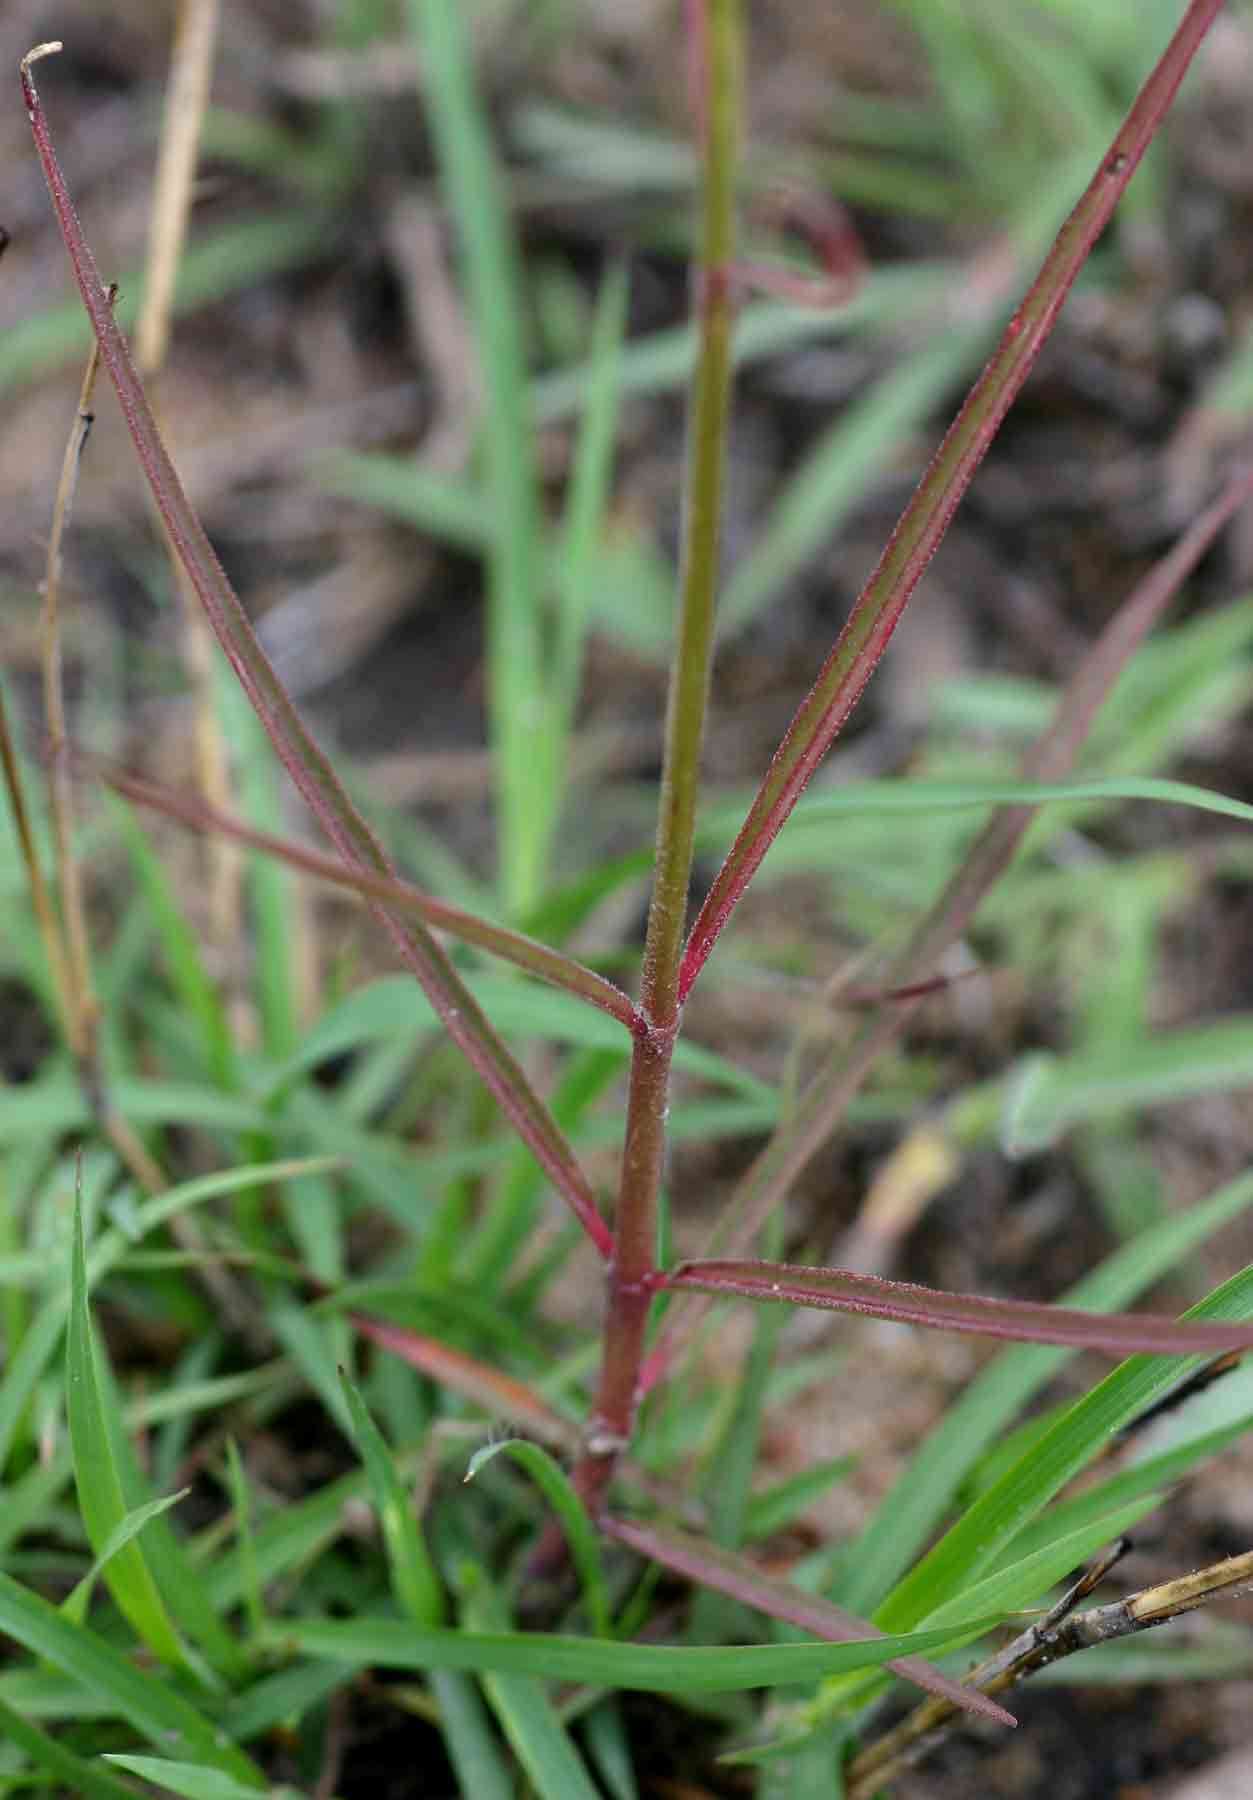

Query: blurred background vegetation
[[4, 2, 1253, 1794]]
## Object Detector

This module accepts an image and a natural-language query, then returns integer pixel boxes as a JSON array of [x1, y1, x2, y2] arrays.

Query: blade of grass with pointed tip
[[22, 51, 611, 1260], [340, 1367, 444, 1628], [102, 1758, 269, 1800], [677, 0, 1227, 1002], [602, 1517, 1013, 1727], [268, 1613, 1007, 1692], [60, 1488, 189, 1624], [466, 1439, 610, 1636], [0, 1569, 262, 1783], [66, 1194, 182, 1664]]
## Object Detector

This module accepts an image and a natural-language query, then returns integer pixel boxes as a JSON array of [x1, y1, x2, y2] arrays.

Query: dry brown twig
[[845, 1542, 1253, 1798]]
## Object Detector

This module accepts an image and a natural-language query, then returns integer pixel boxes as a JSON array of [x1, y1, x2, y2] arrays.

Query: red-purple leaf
[[661, 1259, 1253, 1357], [352, 1313, 580, 1452], [604, 1514, 1015, 1727], [84, 751, 641, 1034], [677, 0, 1226, 1004], [21, 45, 613, 1260]]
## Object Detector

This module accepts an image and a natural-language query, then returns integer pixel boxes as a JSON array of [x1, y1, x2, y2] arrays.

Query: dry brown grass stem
[[845, 1541, 1253, 1797]]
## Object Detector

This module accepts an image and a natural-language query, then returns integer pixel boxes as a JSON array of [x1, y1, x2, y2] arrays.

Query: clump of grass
[[4, 3, 1253, 1794]]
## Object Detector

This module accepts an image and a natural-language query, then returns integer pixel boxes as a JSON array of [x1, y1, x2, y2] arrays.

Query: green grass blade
[[833, 1166, 1253, 1614], [460, 1570, 603, 1800], [744, 1454, 856, 1543], [0, 212, 329, 397], [552, 261, 630, 736], [430, 1670, 517, 1800], [465, 1439, 610, 1636], [0, 1570, 263, 1783], [112, 797, 236, 1088], [1005, 1016, 1253, 1149], [878, 1264, 1253, 1636], [103, 1758, 275, 1800], [410, 0, 548, 913], [0, 1692, 139, 1800], [270, 1614, 1005, 1692], [60, 1489, 189, 1624], [224, 1439, 265, 1642], [340, 1368, 444, 1627], [66, 1195, 183, 1665], [719, 320, 992, 637]]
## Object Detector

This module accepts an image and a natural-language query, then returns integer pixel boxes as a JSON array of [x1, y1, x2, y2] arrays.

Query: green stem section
[[576, 0, 742, 1515]]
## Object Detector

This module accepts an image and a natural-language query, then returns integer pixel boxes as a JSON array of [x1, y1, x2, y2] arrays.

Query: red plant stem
[[22, 45, 613, 1261], [574, 0, 742, 1516], [641, 464, 1253, 1393], [677, 0, 1227, 1006]]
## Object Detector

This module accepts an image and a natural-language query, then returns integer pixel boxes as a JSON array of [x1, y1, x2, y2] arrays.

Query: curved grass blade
[[269, 1614, 1007, 1693], [103, 1759, 274, 1800], [603, 1515, 1013, 1727], [459, 1568, 603, 1800], [340, 1368, 444, 1628], [677, 0, 1227, 1003], [466, 1439, 611, 1636], [67, 1193, 182, 1665], [661, 1258, 1253, 1357], [61, 1489, 189, 1625], [0, 1570, 263, 1784], [21, 44, 611, 1260]]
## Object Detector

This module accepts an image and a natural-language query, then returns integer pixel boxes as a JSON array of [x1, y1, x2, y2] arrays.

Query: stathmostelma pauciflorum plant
[[5, 1, 1253, 1794]]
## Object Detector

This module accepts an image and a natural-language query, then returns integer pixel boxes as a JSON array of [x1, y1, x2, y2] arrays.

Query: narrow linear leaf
[[352, 1313, 581, 1451], [22, 48, 611, 1258], [61, 1489, 189, 1625], [271, 1614, 1007, 1693], [67, 1195, 182, 1664], [603, 1517, 1013, 1727], [677, 0, 1227, 1000], [103, 1758, 278, 1800], [467, 1439, 610, 1636], [0, 1693, 138, 1800], [340, 1368, 444, 1628], [663, 1259, 1253, 1357], [0, 1570, 263, 1784], [89, 755, 638, 1032]]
